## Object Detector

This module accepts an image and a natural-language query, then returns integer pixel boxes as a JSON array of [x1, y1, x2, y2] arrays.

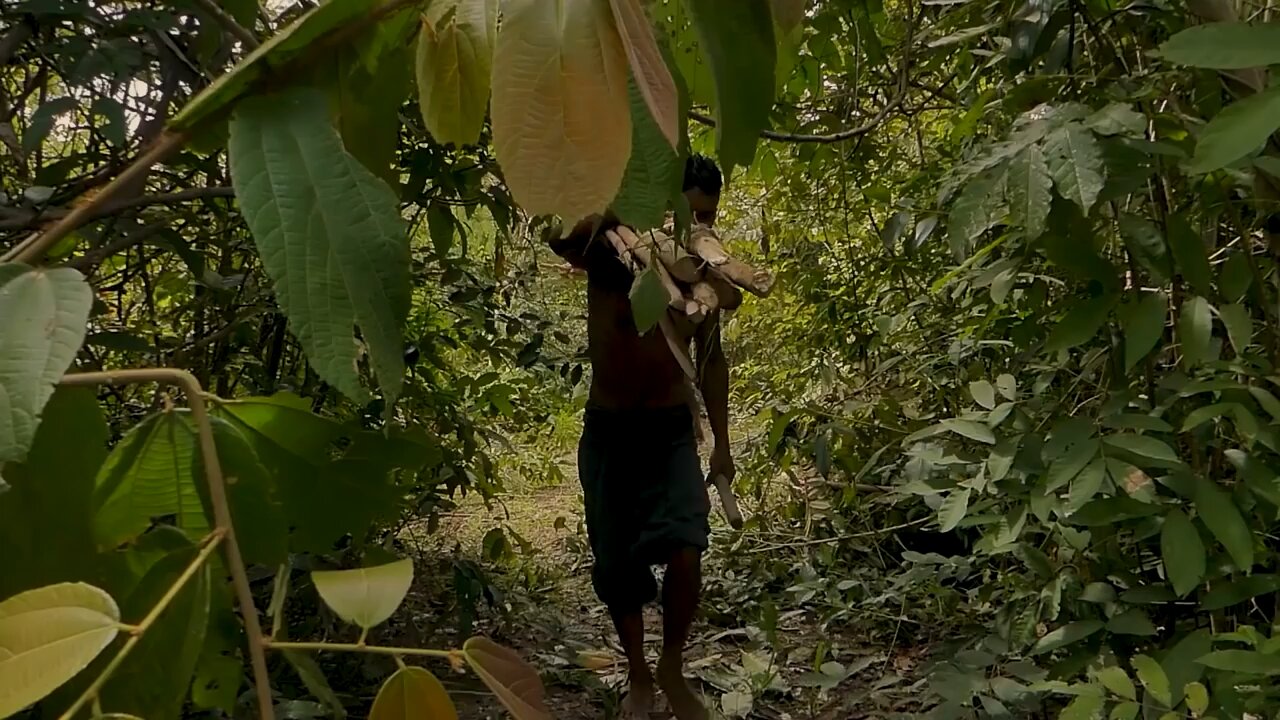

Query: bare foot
[[657, 655, 708, 720], [622, 673, 655, 719]]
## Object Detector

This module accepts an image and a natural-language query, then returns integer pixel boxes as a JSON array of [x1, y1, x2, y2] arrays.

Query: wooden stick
[[649, 229, 704, 283], [686, 227, 775, 297], [609, 227, 684, 308], [711, 475, 744, 529], [707, 271, 745, 310]]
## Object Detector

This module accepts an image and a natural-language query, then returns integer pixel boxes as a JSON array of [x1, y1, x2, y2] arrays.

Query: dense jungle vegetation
[[3, 0, 1280, 718]]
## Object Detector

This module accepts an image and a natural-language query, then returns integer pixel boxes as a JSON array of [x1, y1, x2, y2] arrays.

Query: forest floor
[[396, 465, 935, 720]]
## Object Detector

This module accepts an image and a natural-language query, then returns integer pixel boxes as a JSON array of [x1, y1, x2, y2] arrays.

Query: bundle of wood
[[601, 221, 774, 323]]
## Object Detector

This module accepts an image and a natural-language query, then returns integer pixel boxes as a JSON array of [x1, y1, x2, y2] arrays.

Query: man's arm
[[696, 312, 734, 482], [547, 214, 616, 271]]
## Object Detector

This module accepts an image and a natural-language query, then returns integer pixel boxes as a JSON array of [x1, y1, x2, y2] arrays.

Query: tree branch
[[0, 186, 237, 231], [189, 0, 261, 51]]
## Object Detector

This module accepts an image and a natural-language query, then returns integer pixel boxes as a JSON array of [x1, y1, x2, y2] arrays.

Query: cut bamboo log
[[690, 280, 720, 314], [686, 226, 774, 298], [648, 229, 704, 283], [706, 273, 744, 310], [607, 227, 684, 309]]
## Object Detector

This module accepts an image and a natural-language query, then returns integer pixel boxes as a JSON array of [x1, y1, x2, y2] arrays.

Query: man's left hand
[[710, 444, 735, 483]]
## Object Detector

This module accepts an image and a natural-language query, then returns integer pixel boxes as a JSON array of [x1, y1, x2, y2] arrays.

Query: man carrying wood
[[549, 154, 732, 720]]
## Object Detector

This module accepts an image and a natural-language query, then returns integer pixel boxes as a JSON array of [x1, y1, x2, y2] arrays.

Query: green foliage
[[1160, 22, 1280, 69], [229, 86, 410, 407], [1189, 85, 1280, 173]]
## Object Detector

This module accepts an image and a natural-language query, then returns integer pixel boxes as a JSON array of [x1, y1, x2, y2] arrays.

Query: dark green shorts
[[578, 404, 710, 612]]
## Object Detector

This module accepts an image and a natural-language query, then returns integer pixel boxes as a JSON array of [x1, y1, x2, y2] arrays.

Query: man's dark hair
[[682, 153, 722, 195]]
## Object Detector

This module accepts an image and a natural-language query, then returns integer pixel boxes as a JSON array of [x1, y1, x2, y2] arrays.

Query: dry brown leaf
[[463, 636, 552, 720], [608, 0, 678, 149]]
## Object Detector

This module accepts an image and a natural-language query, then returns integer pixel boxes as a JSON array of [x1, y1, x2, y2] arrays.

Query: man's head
[[683, 154, 722, 226]]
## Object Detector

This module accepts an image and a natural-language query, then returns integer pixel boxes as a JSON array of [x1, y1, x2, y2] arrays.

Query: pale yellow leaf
[[608, 0, 678, 148], [0, 583, 121, 718], [463, 636, 552, 720], [416, 0, 497, 146], [370, 666, 457, 720], [575, 650, 616, 670], [491, 0, 631, 222], [311, 558, 413, 630]]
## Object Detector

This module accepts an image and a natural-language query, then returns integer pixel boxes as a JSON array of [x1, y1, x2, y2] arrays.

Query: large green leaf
[[0, 583, 120, 718], [1031, 620, 1104, 654], [0, 387, 106, 599], [1178, 296, 1213, 368], [100, 543, 211, 719], [1118, 291, 1167, 372], [1160, 509, 1204, 597], [1194, 475, 1254, 570], [629, 267, 669, 334], [1102, 434, 1180, 466], [1188, 85, 1280, 173], [200, 418, 288, 566], [93, 412, 204, 549], [686, 0, 775, 172], [214, 394, 404, 553], [1219, 303, 1253, 354], [1160, 22, 1280, 69], [947, 167, 1006, 259], [1006, 143, 1052, 239], [1200, 574, 1280, 610], [370, 666, 458, 720], [171, 0, 381, 130], [415, 0, 497, 147], [1118, 214, 1170, 283], [938, 488, 970, 532], [312, 559, 414, 629], [1197, 650, 1280, 675], [1160, 630, 1210, 705], [1043, 123, 1105, 213], [229, 86, 410, 406], [1045, 293, 1116, 353], [612, 73, 684, 230], [1166, 215, 1213, 298], [1131, 655, 1171, 707], [0, 264, 94, 471]]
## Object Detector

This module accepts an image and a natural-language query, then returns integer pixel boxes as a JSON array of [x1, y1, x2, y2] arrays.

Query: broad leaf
[[1161, 630, 1211, 704], [1031, 620, 1104, 654], [1184, 683, 1208, 715], [941, 419, 995, 444], [1118, 291, 1166, 372], [1160, 509, 1204, 597], [629, 267, 669, 334], [312, 558, 414, 629], [1006, 144, 1051, 239], [415, 0, 497, 146], [685, 0, 775, 171], [1107, 609, 1156, 636], [612, 74, 684, 229], [1160, 22, 1280, 69], [947, 167, 1006, 258], [1046, 437, 1099, 493], [0, 583, 120, 718], [1131, 655, 1171, 707], [1219, 302, 1253, 354], [491, 0, 631, 222], [969, 380, 996, 410], [100, 544, 211, 719], [1045, 293, 1116, 353], [0, 264, 94, 469], [1200, 574, 1280, 610], [283, 649, 347, 718], [1094, 666, 1135, 701], [1060, 693, 1103, 720], [1043, 123, 1105, 213], [1219, 250, 1253, 302], [1066, 458, 1106, 512], [201, 418, 288, 566], [1166, 215, 1213, 298], [938, 488, 970, 532], [0, 387, 105, 599], [1102, 434, 1180, 466], [1070, 496, 1161, 525], [93, 412, 204, 549], [609, 0, 679, 148], [229, 87, 410, 406], [370, 666, 458, 720], [1194, 475, 1253, 570], [1197, 650, 1280, 675], [1188, 85, 1280, 173], [1118, 214, 1170, 283], [1178, 296, 1213, 368], [462, 636, 552, 720]]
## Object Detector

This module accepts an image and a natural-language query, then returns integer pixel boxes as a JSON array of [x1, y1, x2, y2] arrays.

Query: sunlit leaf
[[229, 86, 410, 406], [0, 583, 120, 718], [462, 636, 552, 720], [370, 666, 458, 720], [969, 380, 996, 410], [491, 0, 631, 222], [941, 419, 995, 444], [312, 558, 414, 629], [415, 0, 497, 146], [1194, 475, 1254, 570], [0, 264, 93, 470], [1184, 682, 1208, 715], [1131, 655, 1170, 707], [1188, 85, 1280, 173], [1196, 649, 1280, 674], [1160, 22, 1280, 69], [1006, 143, 1051, 239], [938, 488, 970, 532], [1093, 666, 1135, 701]]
